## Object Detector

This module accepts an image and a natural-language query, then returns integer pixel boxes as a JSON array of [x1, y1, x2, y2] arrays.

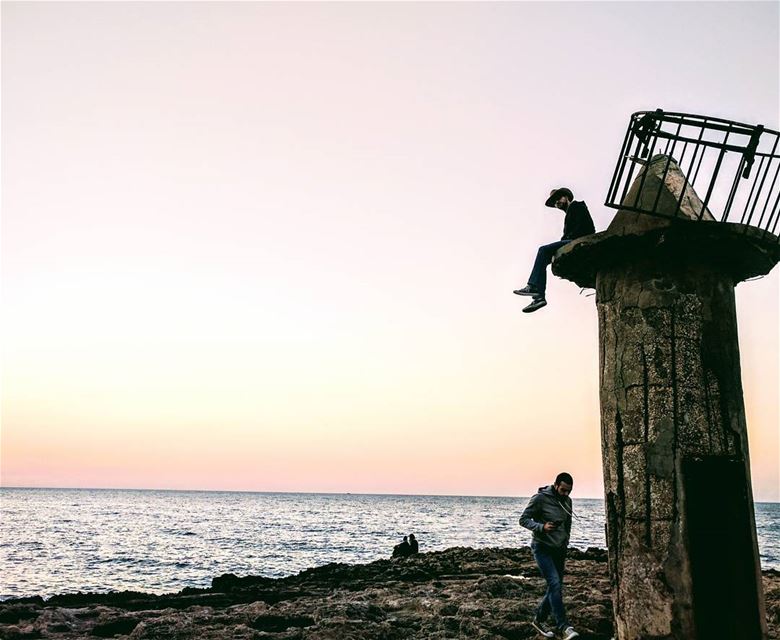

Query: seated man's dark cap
[[545, 187, 574, 208]]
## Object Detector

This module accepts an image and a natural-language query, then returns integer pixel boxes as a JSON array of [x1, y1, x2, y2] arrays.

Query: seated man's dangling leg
[[527, 246, 549, 298], [514, 245, 551, 299], [515, 240, 570, 312], [529, 241, 569, 295]]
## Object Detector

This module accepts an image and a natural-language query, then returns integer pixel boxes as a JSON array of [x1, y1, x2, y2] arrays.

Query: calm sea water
[[1, 488, 778, 600]]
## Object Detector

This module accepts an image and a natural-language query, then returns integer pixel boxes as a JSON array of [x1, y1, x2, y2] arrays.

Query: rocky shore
[[1, 547, 778, 639]]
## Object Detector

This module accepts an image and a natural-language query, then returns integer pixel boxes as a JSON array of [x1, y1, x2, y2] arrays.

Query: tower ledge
[[552, 217, 780, 290]]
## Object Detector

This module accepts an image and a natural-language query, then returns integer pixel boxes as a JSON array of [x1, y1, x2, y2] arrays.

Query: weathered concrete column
[[553, 159, 779, 640]]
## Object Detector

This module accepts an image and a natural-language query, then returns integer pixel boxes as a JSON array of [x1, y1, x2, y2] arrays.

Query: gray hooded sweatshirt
[[519, 485, 573, 549]]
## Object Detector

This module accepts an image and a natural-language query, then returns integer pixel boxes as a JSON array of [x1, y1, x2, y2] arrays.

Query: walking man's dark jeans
[[527, 240, 570, 297], [532, 541, 569, 630]]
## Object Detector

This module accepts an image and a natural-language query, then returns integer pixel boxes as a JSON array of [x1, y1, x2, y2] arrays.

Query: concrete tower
[[553, 154, 779, 639]]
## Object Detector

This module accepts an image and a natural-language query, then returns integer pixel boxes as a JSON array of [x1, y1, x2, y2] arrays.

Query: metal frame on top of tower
[[605, 109, 780, 244]]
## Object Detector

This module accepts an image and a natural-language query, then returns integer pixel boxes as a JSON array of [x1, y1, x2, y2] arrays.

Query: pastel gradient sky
[[2, 2, 778, 500]]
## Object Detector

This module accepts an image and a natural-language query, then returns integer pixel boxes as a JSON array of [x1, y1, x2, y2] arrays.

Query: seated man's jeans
[[532, 541, 569, 629], [527, 240, 571, 297]]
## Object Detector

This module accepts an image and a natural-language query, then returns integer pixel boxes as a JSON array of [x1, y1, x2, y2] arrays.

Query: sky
[[2, 1, 778, 500]]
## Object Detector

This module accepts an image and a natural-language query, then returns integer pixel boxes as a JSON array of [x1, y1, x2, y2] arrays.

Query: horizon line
[[0, 484, 611, 500], [2, 485, 779, 504]]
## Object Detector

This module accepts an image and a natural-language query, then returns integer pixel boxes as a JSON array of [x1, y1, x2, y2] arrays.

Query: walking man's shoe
[[522, 297, 548, 313], [513, 285, 541, 297], [560, 626, 580, 639], [530, 618, 554, 638]]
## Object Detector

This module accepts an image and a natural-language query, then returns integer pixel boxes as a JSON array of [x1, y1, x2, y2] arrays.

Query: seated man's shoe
[[513, 285, 541, 297], [560, 626, 580, 640], [522, 297, 548, 313], [530, 618, 554, 638]]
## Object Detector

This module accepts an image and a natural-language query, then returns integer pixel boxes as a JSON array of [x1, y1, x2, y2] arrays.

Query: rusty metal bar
[[699, 133, 730, 221], [692, 144, 708, 186], [723, 156, 746, 222], [767, 191, 780, 236], [632, 130, 661, 208], [756, 159, 780, 230], [741, 156, 766, 225], [744, 154, 774, 228], [607, 121, 634, 206], [651, 120, 683, 215], [619, 133, 646, 205], [754, 138, 780, 229]]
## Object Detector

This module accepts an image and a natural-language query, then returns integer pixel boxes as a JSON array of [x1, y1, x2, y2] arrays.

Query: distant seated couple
[[392, 534, 418, 558]]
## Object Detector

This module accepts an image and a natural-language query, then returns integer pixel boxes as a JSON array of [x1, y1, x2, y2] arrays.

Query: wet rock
[[211, 573, 276, 592], [250, 614, 315, 632], [0, 607, 40, 625], [0, 547, 777, 639], [475, 576, 525, 598], [0, 628, 44, 640], [73, 609, 101, 619], [90, 617, 139, 637]]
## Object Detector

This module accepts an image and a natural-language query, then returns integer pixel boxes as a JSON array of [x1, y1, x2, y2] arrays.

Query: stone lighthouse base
[[553, 217, 779, 640]]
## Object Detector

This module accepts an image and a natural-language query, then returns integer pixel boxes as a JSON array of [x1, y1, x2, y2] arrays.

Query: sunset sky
[[2, 1, 778, 500]]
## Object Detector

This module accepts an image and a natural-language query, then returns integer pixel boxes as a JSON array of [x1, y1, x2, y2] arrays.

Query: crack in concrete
[[640, 343, 652, 548]]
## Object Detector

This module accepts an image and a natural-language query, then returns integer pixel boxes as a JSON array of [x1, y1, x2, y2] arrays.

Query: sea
[[1, 488, 778, 600]]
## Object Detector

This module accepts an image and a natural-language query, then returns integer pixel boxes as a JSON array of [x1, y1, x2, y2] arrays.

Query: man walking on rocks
[[513, 188, 594, 313], [519, 472, 579, 639]]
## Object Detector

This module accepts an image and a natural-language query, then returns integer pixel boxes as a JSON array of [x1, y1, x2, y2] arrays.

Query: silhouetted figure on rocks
[[519, 472, 579, 639], [392, 536, 411, 558], [408, 534, 418, 554], [513, 188, 594, 313]]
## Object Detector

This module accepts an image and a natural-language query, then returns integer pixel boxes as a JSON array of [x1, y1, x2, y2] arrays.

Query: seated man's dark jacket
[[561, 201, 595, 241]]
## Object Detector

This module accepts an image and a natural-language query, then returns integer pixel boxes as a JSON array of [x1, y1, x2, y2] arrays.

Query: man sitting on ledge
[[514, 187, 594, 313]]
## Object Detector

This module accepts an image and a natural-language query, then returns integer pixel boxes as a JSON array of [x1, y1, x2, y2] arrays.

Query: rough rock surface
[[616, 154, 715, 224], [1, 547, 779, 640]]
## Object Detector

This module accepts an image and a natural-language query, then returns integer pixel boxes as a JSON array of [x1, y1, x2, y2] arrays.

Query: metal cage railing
[[605, 109, 780, 244]]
